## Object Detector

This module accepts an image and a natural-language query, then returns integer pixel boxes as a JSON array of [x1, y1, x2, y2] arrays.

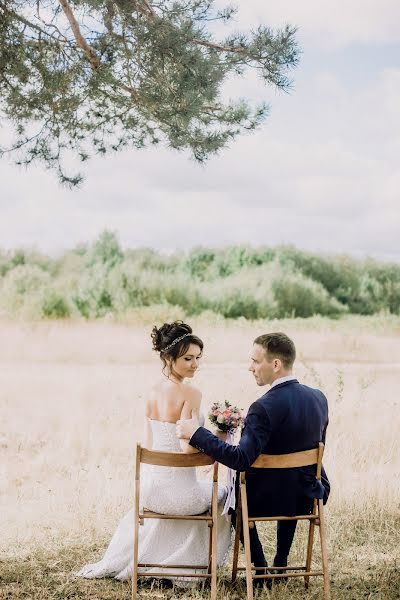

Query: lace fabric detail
[[76, 418, 232, 584], [141, 421, 218, 515]]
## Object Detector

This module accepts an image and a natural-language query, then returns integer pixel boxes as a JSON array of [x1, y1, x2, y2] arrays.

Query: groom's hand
[[176, 414, 200, 440]]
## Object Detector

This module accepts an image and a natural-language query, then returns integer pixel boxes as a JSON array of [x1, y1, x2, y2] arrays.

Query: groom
[[176, 332, 330, 576]]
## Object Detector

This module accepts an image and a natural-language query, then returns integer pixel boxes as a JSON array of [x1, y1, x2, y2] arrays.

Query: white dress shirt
[[269, 375, 297, 389]]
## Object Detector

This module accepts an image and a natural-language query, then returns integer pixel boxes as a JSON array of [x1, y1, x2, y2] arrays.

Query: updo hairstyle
[[151, 321, 203, 371]]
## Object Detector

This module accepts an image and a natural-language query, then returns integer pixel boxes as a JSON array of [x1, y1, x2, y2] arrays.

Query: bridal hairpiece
[[162, 332, 191, 352]]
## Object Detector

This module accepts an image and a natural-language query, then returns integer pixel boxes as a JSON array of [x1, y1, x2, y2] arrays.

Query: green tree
[[88, 229, 123, 268], [0, 1, 299, 185]]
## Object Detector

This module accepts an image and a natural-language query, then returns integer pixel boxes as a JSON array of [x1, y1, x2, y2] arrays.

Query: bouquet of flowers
[[208, 400, 244, 434]]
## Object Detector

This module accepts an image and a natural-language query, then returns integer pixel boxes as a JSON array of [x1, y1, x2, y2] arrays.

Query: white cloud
[[0, 4, 399, 261], [224, 1, 400, 49]]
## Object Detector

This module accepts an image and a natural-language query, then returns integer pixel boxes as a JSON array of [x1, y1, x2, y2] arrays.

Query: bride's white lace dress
[[76, 419, 232, 582]]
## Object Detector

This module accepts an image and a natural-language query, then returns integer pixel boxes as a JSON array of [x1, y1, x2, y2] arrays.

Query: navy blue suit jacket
[[190, 380, 330, 517]]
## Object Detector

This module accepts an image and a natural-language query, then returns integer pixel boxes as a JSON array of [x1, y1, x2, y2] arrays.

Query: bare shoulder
[[145, 379, 185, 418], [182, 384, 202, 409], [149, 379, 185, 400]]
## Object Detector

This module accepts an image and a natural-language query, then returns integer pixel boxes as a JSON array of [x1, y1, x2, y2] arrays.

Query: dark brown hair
[[254, 332, 296, 369], [151, 321, 203, 372]]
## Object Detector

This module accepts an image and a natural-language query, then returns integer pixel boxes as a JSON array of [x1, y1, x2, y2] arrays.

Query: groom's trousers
[[230, 495, 313, 566], [231, 509, 297, 566]]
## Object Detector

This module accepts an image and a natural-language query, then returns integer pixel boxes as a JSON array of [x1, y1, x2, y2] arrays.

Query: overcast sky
[[1, 1, 399, 260]]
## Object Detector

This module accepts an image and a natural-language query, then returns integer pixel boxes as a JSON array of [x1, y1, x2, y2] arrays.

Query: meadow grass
[[1, 510, 399, 600], [1, 315, 399, 598]]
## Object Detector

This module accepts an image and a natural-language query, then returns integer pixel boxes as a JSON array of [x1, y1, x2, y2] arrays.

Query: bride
[[76, 321, 232, 583]]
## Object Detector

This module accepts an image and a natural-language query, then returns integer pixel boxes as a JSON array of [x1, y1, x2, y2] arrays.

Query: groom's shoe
[[146, 577, 173, 589], [270, 554, 288, 583], [253, 561, 272, 590], [158, 578, 174, 589]]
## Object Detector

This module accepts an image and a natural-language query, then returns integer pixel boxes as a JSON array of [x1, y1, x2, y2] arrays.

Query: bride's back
[[141, 380, 209, 515], [146, 379, 197, 424]]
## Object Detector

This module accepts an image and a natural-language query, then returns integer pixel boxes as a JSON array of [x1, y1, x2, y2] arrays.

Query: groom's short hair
[[254, 332, 296, 368]]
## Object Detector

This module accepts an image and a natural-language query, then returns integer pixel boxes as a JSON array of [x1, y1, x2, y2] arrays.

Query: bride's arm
[[179, 388, 201, 454]]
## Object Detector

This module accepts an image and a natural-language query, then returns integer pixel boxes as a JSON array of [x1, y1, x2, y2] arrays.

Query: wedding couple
[[77, 321, 330, 587]]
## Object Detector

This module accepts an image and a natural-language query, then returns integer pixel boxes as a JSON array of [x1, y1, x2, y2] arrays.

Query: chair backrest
[[135, 444, 218, 485], [137, 443, 215, 467], [250, 443, 324, 478]]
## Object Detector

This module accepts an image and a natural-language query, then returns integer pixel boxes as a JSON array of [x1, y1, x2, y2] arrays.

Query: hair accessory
[[162, 332, 191, 352]]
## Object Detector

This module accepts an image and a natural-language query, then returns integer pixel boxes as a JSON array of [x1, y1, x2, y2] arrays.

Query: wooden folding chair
[[232, 442, 330, 600], [132, 443, 219, 600]]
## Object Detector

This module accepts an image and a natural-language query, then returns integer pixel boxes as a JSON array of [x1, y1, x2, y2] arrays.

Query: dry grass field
[[1, 314, 400, 599]]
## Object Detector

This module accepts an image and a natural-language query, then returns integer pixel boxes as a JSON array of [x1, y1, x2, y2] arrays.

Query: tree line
[[1, 231, 399, 320]]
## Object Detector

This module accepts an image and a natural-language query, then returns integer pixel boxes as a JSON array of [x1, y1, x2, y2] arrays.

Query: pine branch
[[0, 4, 49, 38], [141, 1, 156, 18], [191, 38, 247, 54], [116, 0, 156, 19], [58, 0, 101, 69], [0, 1, 300, 184], [104, 1, 116, 34]]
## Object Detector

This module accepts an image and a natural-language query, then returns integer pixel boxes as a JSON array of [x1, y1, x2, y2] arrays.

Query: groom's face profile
[[249, 343, 282, 386]]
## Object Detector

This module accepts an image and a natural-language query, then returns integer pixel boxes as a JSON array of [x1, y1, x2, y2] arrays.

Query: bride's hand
[[176, 413, 200, 440], [214, 430, 227, 442]]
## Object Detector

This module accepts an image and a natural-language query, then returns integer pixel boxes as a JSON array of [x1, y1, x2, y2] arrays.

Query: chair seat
[[141, 508, 212, 520], [248, 513, 319, 522]]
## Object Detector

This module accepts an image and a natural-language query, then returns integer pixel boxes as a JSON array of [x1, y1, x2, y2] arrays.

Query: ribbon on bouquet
[[221, 431, 237, 521]]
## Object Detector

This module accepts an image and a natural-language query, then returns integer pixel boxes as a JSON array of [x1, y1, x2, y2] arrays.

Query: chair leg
[[231, 507, 241, 582], [240, 483, 254, 600], [207, 521, 213, 575], [304, 506, 316, 588], [131, 503, 139, 600], [210, 481, 218, 600], [318, 500, 331, 600]]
